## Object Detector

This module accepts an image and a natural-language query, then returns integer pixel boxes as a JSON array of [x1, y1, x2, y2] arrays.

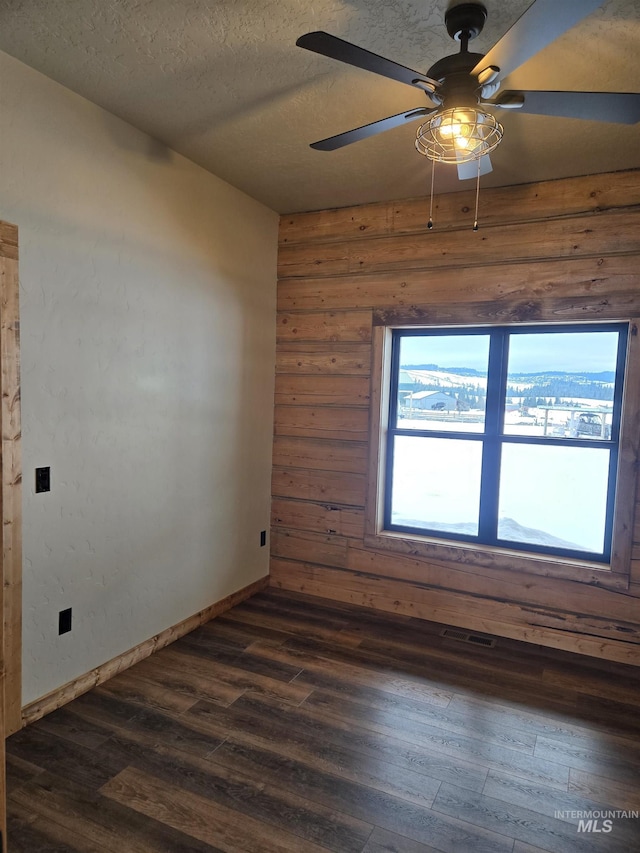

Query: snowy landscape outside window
[[384, 324, 628, 563]]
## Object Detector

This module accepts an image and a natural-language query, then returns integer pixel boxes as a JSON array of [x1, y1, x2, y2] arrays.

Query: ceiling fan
[[296, 0, 640, 182]]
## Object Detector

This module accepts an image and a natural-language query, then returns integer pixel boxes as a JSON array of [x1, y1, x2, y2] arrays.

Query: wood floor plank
[[303, 683, 537, 755], [210, 738, 514, 852], [223, 688, 487, 800], [246, 638, 454, 707], [447, 693, 630, 745], [152, 645, 310, 703], [95, 727, 374, 852], [568, 768, 640, 812], [6, 726, 128, 791], [534, 734, 640, 786], [5, 753, 45, 792], [542, 667, 640, 708], [70, 701, 226, 760], [127, 652, 248, 707], [287, 688, 569, 791], [240, 594, 355, 630], [202, 615, 293, 647], [359, 632, 544, 681], [95, 668, 199, 715], [161, 637, 301, 684], [285, 634, 572, 709], [184, 696, 447, 806], [102, 765, 340, 853], [7, 807, 111, 853], [63, 689, 142, 729], [176, 624, 248, 655], [513, 842, 561, 853], [223, 603, 360, 646], [31, 705, 113, 751], [10, 770, 224, 853], [362, 827, 442, 852], [573, 694, 640, 738], [198, 643, 304, 683]]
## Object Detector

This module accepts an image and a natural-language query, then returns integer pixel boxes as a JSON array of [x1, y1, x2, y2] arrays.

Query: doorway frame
[[0, 219, 23, 738]]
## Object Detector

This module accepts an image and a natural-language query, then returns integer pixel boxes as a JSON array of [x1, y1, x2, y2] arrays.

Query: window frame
[[365, 304, 640, 592], [384, 323, 627, 564]]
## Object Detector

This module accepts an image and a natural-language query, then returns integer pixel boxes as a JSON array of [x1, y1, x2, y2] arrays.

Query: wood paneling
[[277, 254, 640, 312], [271, 530, 349, 569], [276, 342, 370, 375], [346, 546, 640, 624], [274, 375, 370, 407], [276, 310, 372, 342], [272, 436, 368, 474], [279, 170, 640, 246], [272, 467, 367, 506], [372, 294, 640, 328], [271, 500, 365, 539], [274, 405, 369, 441], [278, 209, 640, 279], [272, 169, 640, 665]]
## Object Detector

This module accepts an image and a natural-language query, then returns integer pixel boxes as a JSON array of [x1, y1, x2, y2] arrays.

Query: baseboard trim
[[21, 574, 269, 728]]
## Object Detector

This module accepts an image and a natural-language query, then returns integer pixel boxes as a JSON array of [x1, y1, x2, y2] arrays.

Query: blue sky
[[400, 330, 621, 374]]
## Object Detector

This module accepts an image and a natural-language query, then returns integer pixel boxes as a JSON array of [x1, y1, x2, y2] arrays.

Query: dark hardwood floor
[[7, 588, 640, 852]]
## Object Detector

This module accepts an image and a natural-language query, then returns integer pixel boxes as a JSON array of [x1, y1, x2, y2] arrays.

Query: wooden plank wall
[[271, 169, 640, 666]]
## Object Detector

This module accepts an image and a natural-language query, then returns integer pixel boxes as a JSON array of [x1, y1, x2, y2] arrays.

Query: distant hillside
[[403, 365, 615, 383], [400, 365, 615, 402]]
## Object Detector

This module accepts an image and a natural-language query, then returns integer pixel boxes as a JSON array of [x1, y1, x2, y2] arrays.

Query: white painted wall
[[0, 50, 278, 705]]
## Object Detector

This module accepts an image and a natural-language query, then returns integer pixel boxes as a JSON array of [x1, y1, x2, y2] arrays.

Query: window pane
[[504, 330, 620, 439], [390, 435, 482, 535], [497, 443, 610, 554], [396, 334, 490, 433]]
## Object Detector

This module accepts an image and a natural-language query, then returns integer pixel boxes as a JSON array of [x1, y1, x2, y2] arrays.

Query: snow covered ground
[[390, 431, 609, 554]]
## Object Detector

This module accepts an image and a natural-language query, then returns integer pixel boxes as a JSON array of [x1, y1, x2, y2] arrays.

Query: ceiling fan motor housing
[[445, 3, 488, 42], [427, 53, 486, 107]]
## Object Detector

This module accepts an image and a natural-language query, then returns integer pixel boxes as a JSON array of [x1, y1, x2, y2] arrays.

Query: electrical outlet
[[36, 466, 51, 493], [59, 608, 72, 635], [260, 530, 267, 547]]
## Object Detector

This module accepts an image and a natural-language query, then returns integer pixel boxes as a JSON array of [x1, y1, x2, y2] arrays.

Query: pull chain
[[427, 157, 436, 229], [473, 156, 481, 231]]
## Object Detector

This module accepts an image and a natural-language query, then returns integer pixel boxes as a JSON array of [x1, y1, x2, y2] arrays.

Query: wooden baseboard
[[21, 575, 269, 728]]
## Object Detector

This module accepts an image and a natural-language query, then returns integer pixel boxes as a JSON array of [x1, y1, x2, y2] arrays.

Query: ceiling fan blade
[[472, 0, 605, 82], [457, 154, 493, 181], [310, 108, 435, 151], [496, 91, 640, 124], [297, 31, 440, 94]]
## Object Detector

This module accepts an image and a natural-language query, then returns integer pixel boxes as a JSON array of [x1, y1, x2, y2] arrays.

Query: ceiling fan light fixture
[[415, 107, 503, 164]]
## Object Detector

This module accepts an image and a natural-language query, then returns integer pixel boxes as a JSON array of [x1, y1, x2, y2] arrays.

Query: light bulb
[[416, 107, 504, 164], [454, 136, 473, 150], [438, 122, 459, 139]]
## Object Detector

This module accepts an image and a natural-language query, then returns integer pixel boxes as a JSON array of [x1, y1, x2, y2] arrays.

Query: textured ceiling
[[0, 0, 639, 213]]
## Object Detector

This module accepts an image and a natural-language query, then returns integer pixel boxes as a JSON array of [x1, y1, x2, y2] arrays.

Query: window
[[384, 324, 628, 564]]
